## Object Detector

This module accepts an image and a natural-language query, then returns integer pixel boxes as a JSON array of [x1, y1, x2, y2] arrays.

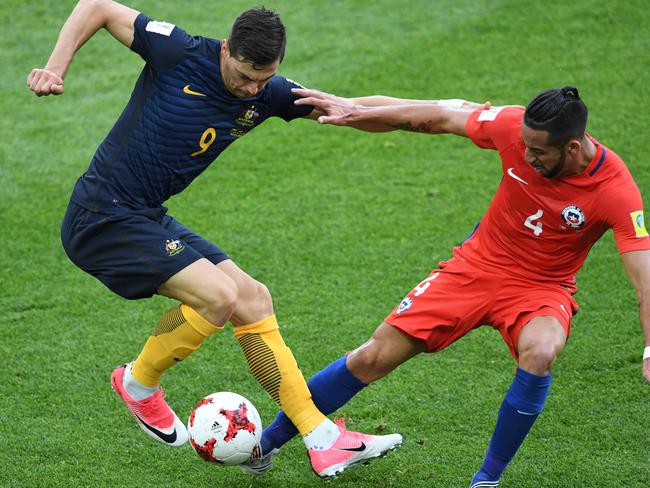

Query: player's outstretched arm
[[621, 249, 650, 383], [348, 95, 486, 111], [27, 0, 139, 97], [293, 88, 479, 137]]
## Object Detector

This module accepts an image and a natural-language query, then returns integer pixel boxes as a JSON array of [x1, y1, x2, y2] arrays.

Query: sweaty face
[[220, 43, 279, 98], [521, 123, 567, 178]]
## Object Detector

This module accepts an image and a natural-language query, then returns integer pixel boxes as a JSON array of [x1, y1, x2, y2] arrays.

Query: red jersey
[[460, 105, 650, 290]]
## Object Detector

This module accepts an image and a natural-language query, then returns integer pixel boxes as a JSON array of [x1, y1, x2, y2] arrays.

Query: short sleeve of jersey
[[130, 13, 199, 72], [267, 76, 313, 121], [603, 177, 650, 254], [466, 105, 526, 151]]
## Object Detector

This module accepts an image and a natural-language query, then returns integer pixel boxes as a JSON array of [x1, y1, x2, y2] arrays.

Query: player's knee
[[227, 278, 275, 326], [215, 282, 238, 313], [517, 317, 566, 375], [347, 341, 392, 384], [243, 280, 274, 319], [519, 341, 560, 373], [252, 281, 273, 311], [195, 279, 238, 324]]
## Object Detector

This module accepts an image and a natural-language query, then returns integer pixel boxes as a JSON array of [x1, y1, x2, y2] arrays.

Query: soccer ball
[[187, 391, 262, 465]]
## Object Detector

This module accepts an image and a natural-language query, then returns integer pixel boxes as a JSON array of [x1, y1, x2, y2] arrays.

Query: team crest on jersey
[[236, 105, 260, 127], [561, 205, 585, 229], [396, 297, 413, 315], [630, 210, 649, 237], [164, 239, 185, 256]]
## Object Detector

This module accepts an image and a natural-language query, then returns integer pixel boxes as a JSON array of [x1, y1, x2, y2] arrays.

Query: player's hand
[[643, 358, 650, 384], [293, 88, 357, 125], [27, 68, 64, 96]]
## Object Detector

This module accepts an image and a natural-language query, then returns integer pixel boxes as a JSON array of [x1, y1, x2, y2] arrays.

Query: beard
[[541, 150, 567, 178]]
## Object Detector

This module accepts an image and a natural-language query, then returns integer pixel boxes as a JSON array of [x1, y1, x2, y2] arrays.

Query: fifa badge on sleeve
[[630, 211, 649, 238]]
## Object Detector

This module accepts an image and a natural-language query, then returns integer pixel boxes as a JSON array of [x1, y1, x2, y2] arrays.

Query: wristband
[[438, 99, 465, 108], [644, 346, 650, 360]]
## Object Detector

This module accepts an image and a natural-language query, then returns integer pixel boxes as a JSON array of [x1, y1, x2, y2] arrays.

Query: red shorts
[[385, 257, 579, 360]]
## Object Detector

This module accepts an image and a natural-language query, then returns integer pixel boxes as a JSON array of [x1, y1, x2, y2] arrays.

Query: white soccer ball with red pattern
[[187, 391, 262, 465]]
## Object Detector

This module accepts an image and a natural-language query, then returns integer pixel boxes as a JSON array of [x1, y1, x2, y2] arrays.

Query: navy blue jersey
[[71, 13, 311, 211]]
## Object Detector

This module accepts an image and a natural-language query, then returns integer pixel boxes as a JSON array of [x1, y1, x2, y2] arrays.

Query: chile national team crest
[[396, 296, 413, 315], [561, 205, 585, 229]]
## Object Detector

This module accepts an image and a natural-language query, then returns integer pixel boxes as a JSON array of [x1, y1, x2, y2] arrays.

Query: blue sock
[[473, 368, 552, 483], [261, 355, 366, 454]]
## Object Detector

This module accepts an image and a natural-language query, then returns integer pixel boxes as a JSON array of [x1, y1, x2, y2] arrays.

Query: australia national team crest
[[396, 296, 413, 315], [164, 239, 185, 256], [561, 205, 585, 229], [236, 105, 260, 127]]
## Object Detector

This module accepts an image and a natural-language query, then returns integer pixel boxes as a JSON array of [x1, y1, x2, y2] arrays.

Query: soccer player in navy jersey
[[27, 0, 401, 477]]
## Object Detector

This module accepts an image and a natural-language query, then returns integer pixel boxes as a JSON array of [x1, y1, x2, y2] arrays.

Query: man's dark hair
[[227, 7, 286, 68], [523, 86, 588, 148]]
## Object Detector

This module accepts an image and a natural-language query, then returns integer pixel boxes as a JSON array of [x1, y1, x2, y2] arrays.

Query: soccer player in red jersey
[[253, 87, 650, 485]]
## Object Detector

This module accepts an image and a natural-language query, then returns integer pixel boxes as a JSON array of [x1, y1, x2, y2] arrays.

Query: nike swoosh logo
[[560, 304, 569, 318], [516, 410, 536, 416], [134, 412, 178, 444], [183, 85, 206, 97], [337, 441, 366, 452], [507, 167, 528, 185]]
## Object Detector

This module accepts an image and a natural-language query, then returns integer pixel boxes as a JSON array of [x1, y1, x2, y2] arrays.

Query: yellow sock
[[132, 304, 222, 387], [234, 315, 326, 435]]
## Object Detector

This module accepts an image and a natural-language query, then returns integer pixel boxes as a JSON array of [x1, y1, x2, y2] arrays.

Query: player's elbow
[[78, 0, 112, 8], [439, 110, 471, 137], [76, 0, 114, 26], [77, 0, 109, 11], [637, 288, 650, 308]]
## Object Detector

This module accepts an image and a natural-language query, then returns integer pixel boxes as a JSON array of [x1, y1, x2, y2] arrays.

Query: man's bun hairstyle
[[524, 86, 588, 147]]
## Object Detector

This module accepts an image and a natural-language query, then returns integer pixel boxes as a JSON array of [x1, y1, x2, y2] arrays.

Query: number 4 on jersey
[[524, 209, 544, 236], [413, 272, 439, 296]]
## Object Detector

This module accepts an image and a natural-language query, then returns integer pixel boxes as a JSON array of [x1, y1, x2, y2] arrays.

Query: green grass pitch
[[2, 0, 649, 486]]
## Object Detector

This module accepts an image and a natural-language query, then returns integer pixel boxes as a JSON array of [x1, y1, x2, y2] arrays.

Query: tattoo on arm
[[390, 120, 435, 133]]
